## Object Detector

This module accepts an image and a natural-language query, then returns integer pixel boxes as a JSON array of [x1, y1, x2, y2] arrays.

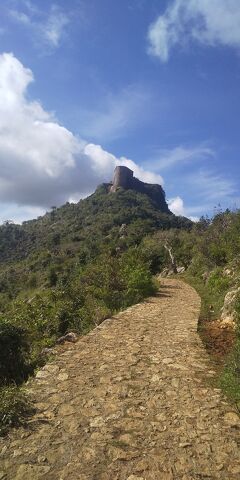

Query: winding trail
[[1, 279, 240, 479]]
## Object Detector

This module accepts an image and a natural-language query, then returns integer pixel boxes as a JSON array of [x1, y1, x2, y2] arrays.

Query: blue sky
[[0, 0, 239, 222]]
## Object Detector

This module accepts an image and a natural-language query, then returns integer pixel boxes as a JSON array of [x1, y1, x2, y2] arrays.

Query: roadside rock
[[177, 266, 185, 274], [220, 287, 240, 329], [223, 412, 240, 427], [57, 332, 78, 344]]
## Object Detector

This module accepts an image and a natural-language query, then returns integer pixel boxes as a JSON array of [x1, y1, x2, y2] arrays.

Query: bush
[[120, 248, 158, 306], [0, 320, 30, 385], [221, 294, 240, 407], [220, 338, 240, 408], [207, 268, 230, 295], [0, 386, 31, 435]]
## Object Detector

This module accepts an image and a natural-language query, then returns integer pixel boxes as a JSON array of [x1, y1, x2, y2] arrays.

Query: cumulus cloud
[[0, 53, 162, 218], [85, 144, 164, 185], [168, 196, 185, 216], [168, 196, 199, 222], [148, 0, 240, 61]]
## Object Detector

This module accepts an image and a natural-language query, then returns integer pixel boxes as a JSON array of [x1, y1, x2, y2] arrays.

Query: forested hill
[[0, 182, 191, 265]]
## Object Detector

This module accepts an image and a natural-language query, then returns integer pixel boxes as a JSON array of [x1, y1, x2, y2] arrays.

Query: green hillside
[[0, 184, 191, 303]]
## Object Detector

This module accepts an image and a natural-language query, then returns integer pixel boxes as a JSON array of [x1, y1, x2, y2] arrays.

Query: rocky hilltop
[[106, 165, 171, 214]]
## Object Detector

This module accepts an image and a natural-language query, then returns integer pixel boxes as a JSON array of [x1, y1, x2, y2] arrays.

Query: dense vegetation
[[0, 183, 239, 433]]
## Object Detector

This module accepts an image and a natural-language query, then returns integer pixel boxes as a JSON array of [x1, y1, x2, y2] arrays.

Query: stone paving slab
[[0, 279, 240, 479]]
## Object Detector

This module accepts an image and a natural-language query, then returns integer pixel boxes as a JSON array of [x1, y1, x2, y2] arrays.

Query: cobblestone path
[[1, 279, 240, 479]]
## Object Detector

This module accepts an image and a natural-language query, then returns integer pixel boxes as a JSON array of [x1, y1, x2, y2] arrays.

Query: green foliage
[[120, 248, 157, 304], [207, 269, 231, 295], [221, 294, 240, 408], [220, 346, 240, 408], [139, 236, 167, 274], [48, 267, 58, 286], [0, 386, 31, 435], [0, 320, 30, 385], [0, 243, 157, 390]]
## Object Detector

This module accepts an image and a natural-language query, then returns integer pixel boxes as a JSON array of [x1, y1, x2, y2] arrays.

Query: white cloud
[[148, 0, 240, 61], [42, 6, 69, 48], [9, 9, 31, 25], [8, 2, 69, 49], [0, 53, 161, 221], [168, 196, 185, 215], [78, 86, 151, 142], [0, 204, 45, 225], [168, 196, 199, 221], [151, 145, 215, 170], [187, 170, 236, 201], [85, 144, 164, 185]]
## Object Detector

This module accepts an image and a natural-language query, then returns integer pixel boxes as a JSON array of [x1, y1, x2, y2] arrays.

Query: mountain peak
[[109, 165, 170, 214]]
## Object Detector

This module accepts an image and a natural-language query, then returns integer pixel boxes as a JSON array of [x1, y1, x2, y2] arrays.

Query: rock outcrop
[[110, 166, 171, 214], [220, 286, 240, 329]]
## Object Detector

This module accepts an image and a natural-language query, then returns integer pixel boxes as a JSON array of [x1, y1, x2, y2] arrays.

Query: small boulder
[[40, 347, 55, 356], [223, 412, 240, 427], [177, 266, 185, 274], [57, 332, 78, 344], [220, 287, 240, 328]]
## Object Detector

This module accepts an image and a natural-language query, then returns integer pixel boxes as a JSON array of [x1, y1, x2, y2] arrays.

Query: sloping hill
[[0, 182, 191, 305], [0, 183, 191, 264]]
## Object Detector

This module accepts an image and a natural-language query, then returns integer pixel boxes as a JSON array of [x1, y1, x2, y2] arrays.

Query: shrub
[[221, 294, 240, 407], [0, 386, 32, 435], [120, 248, 158, 305], [0, 320, 30, 385], [220, 338, 240, 408], [207, 268, 230, 295]]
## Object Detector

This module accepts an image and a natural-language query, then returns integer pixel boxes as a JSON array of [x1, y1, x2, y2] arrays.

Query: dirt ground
[[199, 318, 235, 361]]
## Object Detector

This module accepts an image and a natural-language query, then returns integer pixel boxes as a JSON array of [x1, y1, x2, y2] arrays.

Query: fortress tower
[[110, 166, 134, 192], [109, 165, 170, 214]]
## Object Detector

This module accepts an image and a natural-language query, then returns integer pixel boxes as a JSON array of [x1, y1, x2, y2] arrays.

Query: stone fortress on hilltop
[[108, 165, 171, 214]]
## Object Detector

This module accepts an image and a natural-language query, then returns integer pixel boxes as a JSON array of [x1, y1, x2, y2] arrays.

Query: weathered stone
[[228, 464, 240, 474], [127, 476, 144, 480], [57, 372, 69, 381], [15, 464, 51, 480], [57, 332, 78, 344], [58, 404, 75, 417], [223, 412, 240, 427], [89, 416, 105, 428], [35, 370, 50, 379], [0, 446, 7, 456], [220, 287, 240, 327]]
